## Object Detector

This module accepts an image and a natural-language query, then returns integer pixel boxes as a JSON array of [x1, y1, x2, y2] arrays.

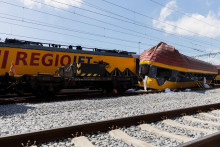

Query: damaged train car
[[214, 65, 220, 84], [139, 42, 217, 90]]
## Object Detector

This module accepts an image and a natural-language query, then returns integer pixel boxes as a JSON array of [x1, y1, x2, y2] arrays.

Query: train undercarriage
[[0, 62, 138, 97]]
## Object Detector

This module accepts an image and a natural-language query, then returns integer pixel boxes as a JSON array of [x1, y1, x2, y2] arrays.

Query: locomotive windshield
[[139, 64, 150, 78]]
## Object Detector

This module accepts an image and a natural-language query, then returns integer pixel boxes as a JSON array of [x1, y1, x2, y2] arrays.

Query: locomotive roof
[[0, 38, 135, 58], [140, 42, 217, 73]]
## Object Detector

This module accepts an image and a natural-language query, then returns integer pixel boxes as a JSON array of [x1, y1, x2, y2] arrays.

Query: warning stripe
[[77, 69, 81, 74], [77, 63, 81, 68], [77, 73, 102, 77], [81, 73, 86, 76]]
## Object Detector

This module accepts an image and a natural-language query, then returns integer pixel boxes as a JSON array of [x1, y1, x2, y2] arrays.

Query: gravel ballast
[[1, 88, 220, 138]]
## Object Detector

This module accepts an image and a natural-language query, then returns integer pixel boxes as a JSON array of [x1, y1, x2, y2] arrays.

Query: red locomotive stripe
[[1, 51, 9, 69], [55, 54, 59, 66]]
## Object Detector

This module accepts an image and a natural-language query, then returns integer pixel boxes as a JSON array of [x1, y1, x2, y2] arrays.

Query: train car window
[[170, 70, 178, 81], [218, 69, 220, 75], [136, 58, 140, 75], [139, 64, 150, 77], [156, 67, 172, 78], [155, 67, 172, 85], [185, 73, 190, 80], [148, 65, 157, 78], [207, 74, 211, 80], [194, 74, 198, 80], [198, 74, 203, 81], [177, 72, 187, 82]]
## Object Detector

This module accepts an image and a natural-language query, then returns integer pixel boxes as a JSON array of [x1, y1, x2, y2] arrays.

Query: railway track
[[1, 85, 220, 106], [1, 103, 220, 146], [0, 89, 161, 105]]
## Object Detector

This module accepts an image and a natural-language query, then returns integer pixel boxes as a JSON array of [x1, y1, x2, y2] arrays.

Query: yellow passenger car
[[139, 42, 217, 90], [214, 65, 220, 82]]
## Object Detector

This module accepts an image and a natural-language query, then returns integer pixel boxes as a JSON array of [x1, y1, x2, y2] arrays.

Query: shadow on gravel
[[0, 104, 35, 116], [192, 90, 206, 94]]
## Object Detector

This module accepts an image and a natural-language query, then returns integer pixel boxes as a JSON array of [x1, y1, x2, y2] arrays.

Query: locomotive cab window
[[139, 64, 150, 77], [156, 67, 172, 78], [155, 67, 172, 86]]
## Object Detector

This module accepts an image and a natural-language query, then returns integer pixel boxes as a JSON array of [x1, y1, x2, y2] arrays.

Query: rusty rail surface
[[1, 103, 220, 146]]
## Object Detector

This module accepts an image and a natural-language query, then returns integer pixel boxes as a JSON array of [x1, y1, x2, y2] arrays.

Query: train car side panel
[[139, 78, 212, 90], [0, 47, 136, 75]]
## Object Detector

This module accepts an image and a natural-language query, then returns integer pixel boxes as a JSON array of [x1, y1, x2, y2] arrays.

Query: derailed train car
[[0, 39, 138, 95], [214, 65, 220, 83], [139, 42, 217, 90]]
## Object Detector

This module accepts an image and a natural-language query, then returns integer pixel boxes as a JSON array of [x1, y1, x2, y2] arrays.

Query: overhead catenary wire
[[3, 0, 220, 56], [0, 0, 215, 52], [24, 0, 216, 49], [97, 0, 220, 43], [17, 0, 211, 52], [0, 20, 149, 49], [62, 0, 220, 48], [0, 13, 205, 53], [0, 32, 136, 51], [148, 0, 220, 33], [192, 52, 220, 58]]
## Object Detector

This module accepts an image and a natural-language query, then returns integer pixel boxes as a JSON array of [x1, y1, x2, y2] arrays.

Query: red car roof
[[140, 42, 217, 73]]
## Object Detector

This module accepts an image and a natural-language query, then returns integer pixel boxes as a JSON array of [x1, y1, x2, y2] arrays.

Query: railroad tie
[[109, 129, 155, 147], [71, 136, 95, 147], [162, 119, 215, 134], [183, 116, 220, 126], [211, 110, 220, 114], [139, 124, 193, 143], [199, 113, 220, 120]]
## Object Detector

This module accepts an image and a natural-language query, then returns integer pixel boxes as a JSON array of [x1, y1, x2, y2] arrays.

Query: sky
[[1, 0, 220, 64]]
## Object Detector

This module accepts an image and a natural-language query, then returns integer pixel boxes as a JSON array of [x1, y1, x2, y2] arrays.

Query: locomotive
[[0, 39, 138, 96]]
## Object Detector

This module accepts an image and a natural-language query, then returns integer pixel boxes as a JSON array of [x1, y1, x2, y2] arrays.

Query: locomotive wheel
[[33, 85, 55, 98], [117, 88, 126, 94], [105, 87, 113, 93]]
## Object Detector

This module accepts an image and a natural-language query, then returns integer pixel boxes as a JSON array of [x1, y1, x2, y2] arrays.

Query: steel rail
[[0, 90, 161, 105], [1, 85, 220, 105], [179, 131, 220, 147], [0, 103, 220, 146]]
